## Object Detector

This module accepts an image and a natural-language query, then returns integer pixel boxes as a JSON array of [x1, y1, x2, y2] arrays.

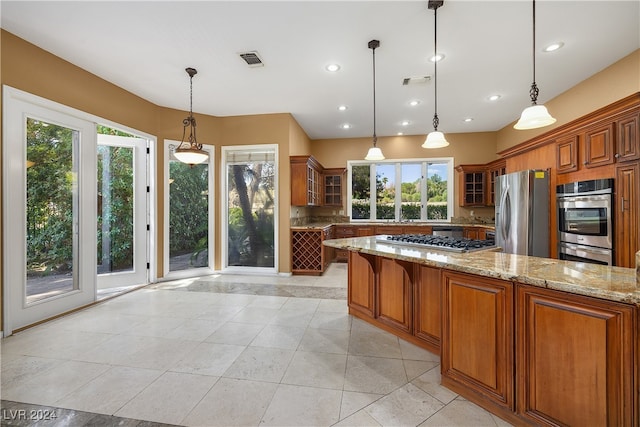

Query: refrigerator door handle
[[499, 184, 510, 241]]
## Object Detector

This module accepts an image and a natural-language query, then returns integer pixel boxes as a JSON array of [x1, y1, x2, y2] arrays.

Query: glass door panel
[[224, 146, 277, 271], [26, 118, 78, 303], [96, 133, 148, 290]]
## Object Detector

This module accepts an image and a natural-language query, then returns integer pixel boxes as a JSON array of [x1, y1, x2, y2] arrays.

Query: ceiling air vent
[[402, 76, 431, 86], [239, 51, 264, 68]]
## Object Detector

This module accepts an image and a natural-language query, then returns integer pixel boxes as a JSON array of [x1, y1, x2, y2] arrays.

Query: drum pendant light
[[365, 39, 385, 161], [514, 0, 556, 130], [423, 0, 449, 149], [174, 67, 209, 165]]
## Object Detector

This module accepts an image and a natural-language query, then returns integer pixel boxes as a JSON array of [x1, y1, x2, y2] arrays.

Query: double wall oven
[[556, 178, 614, 265]]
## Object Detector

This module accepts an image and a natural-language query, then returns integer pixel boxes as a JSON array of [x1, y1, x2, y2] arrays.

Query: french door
[[97, 134, 148, 290], [3, 87, 96, 334]]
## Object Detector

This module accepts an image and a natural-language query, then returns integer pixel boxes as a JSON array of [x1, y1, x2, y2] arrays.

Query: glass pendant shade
[[173, 147, 209, 164], [365, 146, 385, 161], [422, 130, 449, 149], [514, 104, 556, 130]]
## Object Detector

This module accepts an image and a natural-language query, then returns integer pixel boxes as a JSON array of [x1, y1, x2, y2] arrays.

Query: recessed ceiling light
[[341, 123, 352, 129], [326, 63, 341, 72], [337, 105, 348, 111], [543, 42, 564, 52], [397, 132, 404, 136], [488, 94, 501, 101], [430, 53, 445, 62], [463, 117, 474, 123], [409, 100, 421, 107], [401, 120, 411, 126]]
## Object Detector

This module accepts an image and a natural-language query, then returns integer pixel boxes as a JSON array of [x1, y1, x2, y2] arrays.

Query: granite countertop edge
[[323, 236, 640, 306], [290, 222, 496, 230]]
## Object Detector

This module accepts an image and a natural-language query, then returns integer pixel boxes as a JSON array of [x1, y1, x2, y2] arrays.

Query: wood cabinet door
[[556, 134, 579, 174], [413, 265, 441, 352], [348, 251, 375, 317], [375, 257, 412, 333], [441, 271, 514, 410], [375, 225, 403, 235], [290, 162, 308, 206], [616, 112, 639, 162], [486, 160, 506, 206], [402, 225, 433, 235], [356, 227, 375, 236], [335, 225, 355, 262], [463, 227, 479, 240], [615, 162, 639, 267], [584, 123, 615, 168], [459, 171, 486, 206], [516, 285, 636, 426]]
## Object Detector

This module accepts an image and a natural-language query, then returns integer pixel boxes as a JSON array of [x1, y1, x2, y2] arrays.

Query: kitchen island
[[323, 235, 639, 426], [290, 221, 495, 274]]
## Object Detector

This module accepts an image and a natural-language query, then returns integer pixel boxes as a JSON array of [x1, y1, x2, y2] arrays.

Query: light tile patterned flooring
[[1, 263, 512, 426]]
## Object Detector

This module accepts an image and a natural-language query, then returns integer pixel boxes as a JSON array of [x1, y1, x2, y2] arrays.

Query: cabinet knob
[[583, 161, 588, 165], [615, 153, 620, 158]]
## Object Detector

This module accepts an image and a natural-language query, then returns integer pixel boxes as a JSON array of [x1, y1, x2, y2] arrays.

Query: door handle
[[621, 197, 625, 212]]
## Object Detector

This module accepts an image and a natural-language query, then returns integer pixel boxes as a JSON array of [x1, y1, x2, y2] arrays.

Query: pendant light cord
[[432, 5, 440, 131], [529, 0, 540, 105], [189, 73, 194, 119], [372, 44, 377, 146], [368, 40, 379, 147]]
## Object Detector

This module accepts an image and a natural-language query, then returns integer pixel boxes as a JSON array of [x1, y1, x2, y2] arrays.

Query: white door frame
[[3, 87, 96, 335], [2, 86, 157, 335], [221, 144, 279, 275]]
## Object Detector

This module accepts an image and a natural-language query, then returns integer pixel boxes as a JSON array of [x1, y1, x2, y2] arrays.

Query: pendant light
[[422, 0, 449, 149], [365, 39, 385, 161], [173, 67, 209, 165], [514, 0, 556, 130]]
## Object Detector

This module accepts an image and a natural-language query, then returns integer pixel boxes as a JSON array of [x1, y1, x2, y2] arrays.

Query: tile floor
[[1, 263, 512, 426]]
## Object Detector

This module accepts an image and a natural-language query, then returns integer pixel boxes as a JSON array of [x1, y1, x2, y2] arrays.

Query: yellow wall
[[497, 49, 640, 152]]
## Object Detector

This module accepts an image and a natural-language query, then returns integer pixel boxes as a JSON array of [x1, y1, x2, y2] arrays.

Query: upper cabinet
[[291, 156, 346, 207], [584, 122, 615, 168], [555, 109, 640, 174], [616, 112, 640, 163], [486, 159, 506, 206], [455, 159, 506, 207], [556, 134, 579, 174], [455, 165, 486, 207], [291, 155, 323, 206], [323, 167, 346, 206]]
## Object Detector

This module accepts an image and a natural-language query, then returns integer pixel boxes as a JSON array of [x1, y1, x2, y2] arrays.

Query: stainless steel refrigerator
[[495, 170, 549, 257]]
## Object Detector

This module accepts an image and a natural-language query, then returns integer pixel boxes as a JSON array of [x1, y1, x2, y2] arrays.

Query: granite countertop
[[291, 222, 495, 231], [323, 236, 640, 305]]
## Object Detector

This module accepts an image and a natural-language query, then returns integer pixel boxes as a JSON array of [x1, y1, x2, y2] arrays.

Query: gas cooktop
[[376, 234, 497, 253]]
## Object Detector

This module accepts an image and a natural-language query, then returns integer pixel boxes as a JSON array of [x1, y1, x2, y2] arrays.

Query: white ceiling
[[2, 1, 639, 140]]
